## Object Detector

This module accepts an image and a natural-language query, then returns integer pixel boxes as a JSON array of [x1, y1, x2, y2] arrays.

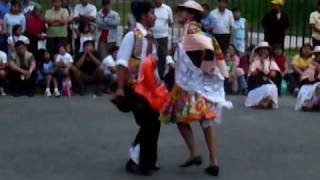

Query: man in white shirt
[[0, 50, 7, 96], [114, 1, 160, 176], [151, 0, 173, 78], [73, 0, 97, 23], [209, 0, 234, 54]]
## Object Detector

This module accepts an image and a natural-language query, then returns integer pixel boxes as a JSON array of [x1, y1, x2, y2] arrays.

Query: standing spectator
[[78, 20, 94, 53], [0, 50, 7, 96], [232, 8, 248, 54], [8, 41, 36, 96], [151, 0, 173, 78], [272, 43, 288, 77], [73, 0, 97, 23], [75, 40, 104, 96], [0, 13, 7, 52], [26, 5, 46, 55], [96, 0, 120, 58], [7, 25, 29, 55], [262, 0, 289, 48], [4, 1, 26, 36], [62, 0, 74, 46], [73, 0, 97, 53], [45, 0, 69, 56], [209, 0, 234, 54], [0, 0, 10, 19], [310, 0, 320, 47], [201, 3, 215, 34], [21, 0, 39, 14]]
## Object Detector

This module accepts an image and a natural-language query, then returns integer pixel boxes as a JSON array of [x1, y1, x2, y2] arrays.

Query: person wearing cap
[[310, 0, 320, 47], [96, 0, 120, 58], [209, 0, 234, 54], [151, 0, 173, 79], [245, 41, 281, 109], [160, 0, 232, 176], [114, 0, 162, 176], [261, 0, 289, 48], [300, 46, 320, 85]]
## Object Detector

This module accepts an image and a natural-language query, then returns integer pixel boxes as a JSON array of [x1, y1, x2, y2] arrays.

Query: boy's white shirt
[[102, 55, 116, 75], [0, 51, 7, 64], [55, 53, 74, 64]]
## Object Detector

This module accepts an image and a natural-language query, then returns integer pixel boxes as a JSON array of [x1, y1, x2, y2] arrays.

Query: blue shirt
[[0, 0, 10, 19], [201, 15, 215, 27]]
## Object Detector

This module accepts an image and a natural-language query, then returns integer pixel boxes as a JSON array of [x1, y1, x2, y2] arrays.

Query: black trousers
[[9, 70, 36, 95], [156, 37, 169, 79], [126, 87, 160, 171], [213, 34, 231, 54]]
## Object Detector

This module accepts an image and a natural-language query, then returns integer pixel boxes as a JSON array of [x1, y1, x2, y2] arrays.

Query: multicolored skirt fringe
[[160, 85, 219, 124]]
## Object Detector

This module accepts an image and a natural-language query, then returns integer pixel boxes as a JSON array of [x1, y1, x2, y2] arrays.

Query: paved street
[[0, 95, 319, 180]]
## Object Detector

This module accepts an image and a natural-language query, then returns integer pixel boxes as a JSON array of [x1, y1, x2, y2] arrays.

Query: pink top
[[249, 57, 280, 75]]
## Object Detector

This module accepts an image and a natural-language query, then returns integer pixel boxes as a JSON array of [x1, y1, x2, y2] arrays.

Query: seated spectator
[[225, 44, 247, 94], [102, 46, 118, 93], [295, 82, 320, 111], [272, 43, 288, 77], [239, 45, 255, 76], [289, 43, 314, 94], [7, 25, 30, 55], [4, 0, 26, 36], [41, 50, 60, 97], [8, 41, 36, 96], [55, 45, 80, 93], [78, 20, 94, 53], [0, 50, 7, 96], [75, 40, 104, 96], [300, 46, 320, 85], [245, 42, 280, 109]]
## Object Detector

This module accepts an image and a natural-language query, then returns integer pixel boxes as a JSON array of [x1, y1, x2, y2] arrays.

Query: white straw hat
[[176, 0, 204, 13]]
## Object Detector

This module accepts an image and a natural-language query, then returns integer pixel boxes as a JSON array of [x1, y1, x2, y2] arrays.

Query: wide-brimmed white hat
[[255, 41, 271, 51], [313, 46, 320, 54], [176, 0, 204, 13]]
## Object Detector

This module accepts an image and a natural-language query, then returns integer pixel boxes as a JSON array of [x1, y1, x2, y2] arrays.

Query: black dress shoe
[[125, 160, 153, 176], [150, 165, 160, 171], [179, 156, 203, 168], [205, 165, 219, 176]]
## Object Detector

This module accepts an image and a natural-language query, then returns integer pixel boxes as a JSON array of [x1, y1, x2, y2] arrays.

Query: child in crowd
[[272, 43, 288, 77], [42, 50, 60, 97], [225, 45, 247, 94], [232, 8, 248, 54], [300, 46, 320, 85], [201, 3, 215, 34], [0, 50, 7, 96], [54, 45, 77, 96], [78, 20, 94, 53], [7, 25, 29, 55], [245, 42, 280, 109], [102, 46, 118, 93]]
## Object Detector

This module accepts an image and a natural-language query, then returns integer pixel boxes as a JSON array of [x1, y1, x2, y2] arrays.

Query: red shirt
[[273, 55, 287, 73], [239, 55, 250, 75], [26, 15, 45, 38]]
